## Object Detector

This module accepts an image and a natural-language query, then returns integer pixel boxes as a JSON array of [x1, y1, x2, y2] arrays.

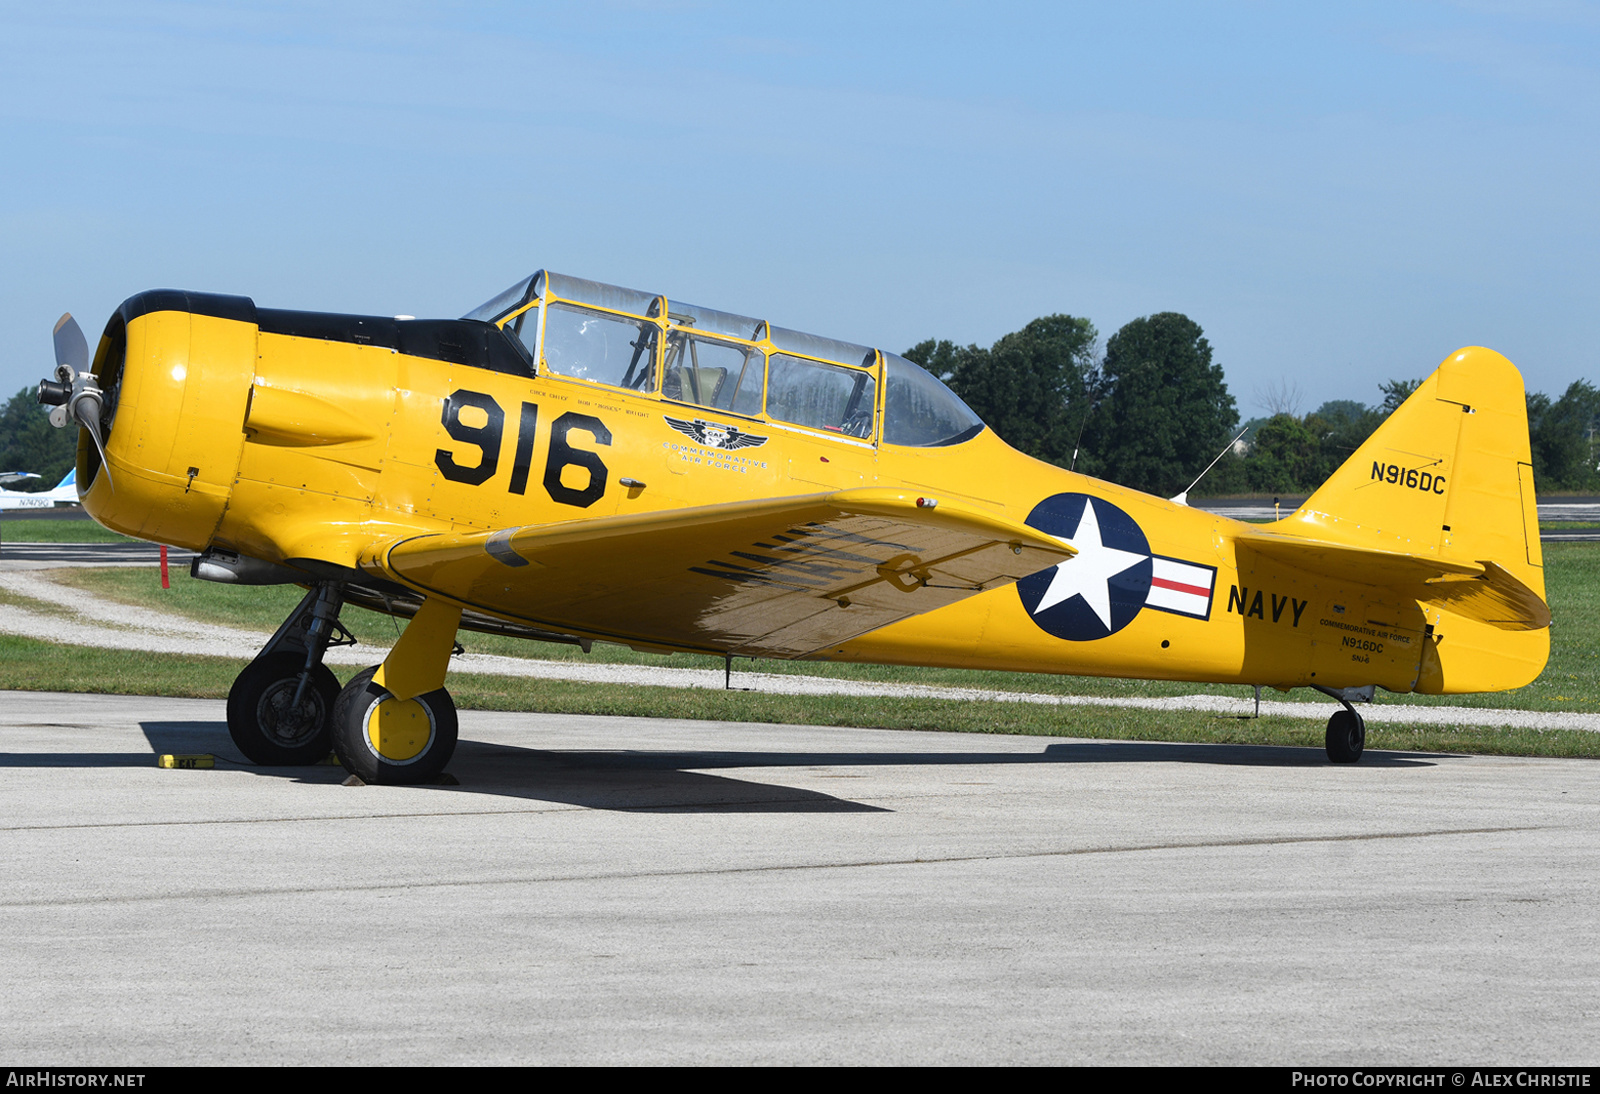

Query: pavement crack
[[0, 825, 1542, 910], [0, 805, 585, 833]]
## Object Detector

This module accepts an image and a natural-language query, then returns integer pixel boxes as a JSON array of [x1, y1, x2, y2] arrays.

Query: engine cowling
[[78, 291, 257, 551]]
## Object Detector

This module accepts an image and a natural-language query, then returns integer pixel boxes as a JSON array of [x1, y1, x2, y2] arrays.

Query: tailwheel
[[226, 652, 340, 765], [331, 666, 458, 785], [1325, 708, 1366, 764]]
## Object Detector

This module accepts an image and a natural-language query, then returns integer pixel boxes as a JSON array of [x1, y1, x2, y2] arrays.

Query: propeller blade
[[81, 412, 114, 491], [52, 313, 88, 373], [62, 385, 112, 492]]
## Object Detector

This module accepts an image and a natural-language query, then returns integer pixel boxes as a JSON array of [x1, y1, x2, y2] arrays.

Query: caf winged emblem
[[663, 416, 769, 451]]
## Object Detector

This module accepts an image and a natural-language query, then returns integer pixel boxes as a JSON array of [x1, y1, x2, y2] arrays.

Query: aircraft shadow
[[131, 720, 885, 813], [0, 720, 1443, 811], [0, 722, 1444, 815]]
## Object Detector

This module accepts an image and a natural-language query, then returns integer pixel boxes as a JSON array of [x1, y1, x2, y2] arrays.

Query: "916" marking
[[435, 389, 612, 509], [1371, 461, 1445, 495]]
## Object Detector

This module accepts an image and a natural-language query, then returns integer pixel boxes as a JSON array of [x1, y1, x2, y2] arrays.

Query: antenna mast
[[1170, 427, 1248, 506]]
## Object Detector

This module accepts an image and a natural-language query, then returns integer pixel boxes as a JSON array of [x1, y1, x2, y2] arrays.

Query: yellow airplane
[[38, 271, 1549, 781]]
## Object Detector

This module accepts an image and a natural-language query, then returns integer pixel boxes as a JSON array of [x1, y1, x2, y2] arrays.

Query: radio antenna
[[1068, 370, 1104, 473], [1171, 426, 1248, 506]]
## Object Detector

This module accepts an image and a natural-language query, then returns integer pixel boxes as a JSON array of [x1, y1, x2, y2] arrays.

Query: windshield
[[541, 302, 658, 392], [462, 275, 535, 323], [882, 354, 985, 446]]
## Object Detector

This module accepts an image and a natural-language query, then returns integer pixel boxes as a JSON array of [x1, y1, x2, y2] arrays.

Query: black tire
[[1325, 708, 1366, 764], [331, 666, 458, 785], [226, 653, 340, 765]]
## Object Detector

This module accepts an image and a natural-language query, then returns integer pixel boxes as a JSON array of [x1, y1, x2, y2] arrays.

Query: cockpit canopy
[[464, 271, 985, 447]]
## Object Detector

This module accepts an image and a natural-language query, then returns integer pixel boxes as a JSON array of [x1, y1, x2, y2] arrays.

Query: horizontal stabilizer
[[1236, 527, 1549, 630], [369, 489, 1075, 658], [1414, 560, 1551, 631]]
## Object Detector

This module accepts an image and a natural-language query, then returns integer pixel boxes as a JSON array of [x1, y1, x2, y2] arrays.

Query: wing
[[724, 429, 768, 449], [365, 488, 1075, 657]]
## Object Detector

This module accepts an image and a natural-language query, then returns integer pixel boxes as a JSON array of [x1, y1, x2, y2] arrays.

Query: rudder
[[1282, 347, 1548, 693]]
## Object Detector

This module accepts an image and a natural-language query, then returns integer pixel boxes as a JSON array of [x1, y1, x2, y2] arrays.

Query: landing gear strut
[[1314, 686, 1367, 764], [226, 583, 353, 765]]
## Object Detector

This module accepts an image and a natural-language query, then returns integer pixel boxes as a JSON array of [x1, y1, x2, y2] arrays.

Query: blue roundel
[[1016, 493, 1152, 642]]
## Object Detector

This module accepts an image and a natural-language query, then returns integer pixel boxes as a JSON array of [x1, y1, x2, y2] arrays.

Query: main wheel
[[1325, 708, 1366, 764], [331, 666, 458, 785], [226, 653, 340, 765]]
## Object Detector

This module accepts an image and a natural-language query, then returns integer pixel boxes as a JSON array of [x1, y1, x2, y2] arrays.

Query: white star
[[1033, 498, 1148, 629]]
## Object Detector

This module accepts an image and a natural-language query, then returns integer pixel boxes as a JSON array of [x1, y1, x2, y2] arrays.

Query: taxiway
[[0, 691, 1595, 1064]]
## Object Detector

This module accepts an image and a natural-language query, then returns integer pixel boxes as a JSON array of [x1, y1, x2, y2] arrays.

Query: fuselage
[[72, 284, 1542, 697]]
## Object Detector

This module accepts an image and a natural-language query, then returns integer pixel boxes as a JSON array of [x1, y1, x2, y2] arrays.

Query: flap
[[1236, 528, 1549, 631], [367, 488, 1075, 658]]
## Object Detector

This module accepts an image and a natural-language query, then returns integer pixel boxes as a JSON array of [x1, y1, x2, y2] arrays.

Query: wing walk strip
[[689, 528, 896, 589], [485, 528, 528, 568], [0, 827, 1542, 908]]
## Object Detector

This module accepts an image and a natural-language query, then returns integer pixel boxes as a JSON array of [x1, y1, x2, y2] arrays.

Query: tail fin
[[46, 467, 79, 503], [1276, 347, 1547, 693]]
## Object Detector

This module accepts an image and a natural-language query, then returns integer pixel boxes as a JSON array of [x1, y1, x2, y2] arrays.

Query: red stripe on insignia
[[1151, 577, 1209, 597]]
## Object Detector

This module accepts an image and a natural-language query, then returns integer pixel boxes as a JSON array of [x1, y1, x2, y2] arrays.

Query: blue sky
[[2, 1, 1596, 416]]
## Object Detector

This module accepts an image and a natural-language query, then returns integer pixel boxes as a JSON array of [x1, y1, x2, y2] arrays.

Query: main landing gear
[[226, 584, 351, 766], [1313, 685, 1368, 764], [226, 586, 464, 784], [330, 667, 458, 784]]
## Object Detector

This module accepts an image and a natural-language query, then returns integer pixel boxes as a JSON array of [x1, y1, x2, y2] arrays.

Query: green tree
[[901, 339, 978, 385], [1378, 378, 1422, 414], [1312, 399, 1368, 427], [1304, 400, 1383, 487], [1246, 413, 1322, 492], [1528, 380, 1600, 491], [1080, 313, 1237, 496], [906, 314, 1098, 467], [0, 387, 75, 488]]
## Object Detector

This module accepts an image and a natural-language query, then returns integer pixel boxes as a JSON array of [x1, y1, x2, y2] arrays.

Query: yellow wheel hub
[[364, 696, 434, 762]]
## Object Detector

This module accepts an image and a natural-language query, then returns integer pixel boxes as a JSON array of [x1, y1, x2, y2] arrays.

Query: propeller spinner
[[37, 313, 112, 488]]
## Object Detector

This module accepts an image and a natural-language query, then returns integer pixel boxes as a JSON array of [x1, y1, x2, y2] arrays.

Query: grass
[[49, 542, 1600, 715], [0, 519, 138, 543], [6, 542, 1597, 760], [1, 633, 1594, 758]]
